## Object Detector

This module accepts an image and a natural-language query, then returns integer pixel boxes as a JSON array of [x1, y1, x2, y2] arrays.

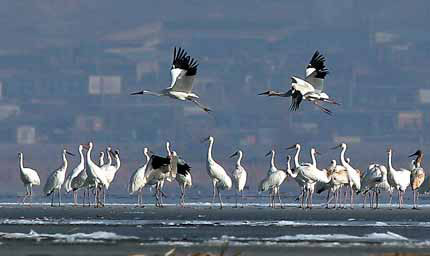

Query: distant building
[[17, 126, 36, 144], [88, 76, 121, 95]]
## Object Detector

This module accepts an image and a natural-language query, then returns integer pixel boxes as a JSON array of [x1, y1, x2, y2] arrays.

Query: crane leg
[[51, 193, 54, 207], [278, 188, 284, 209], [350, 187, 354, 209], [217, 187, 223, 209], [211, 181, 216, 208], [234, 190, 238, 208], [389, 190, 393, 209], [241, 191, 244, 208]]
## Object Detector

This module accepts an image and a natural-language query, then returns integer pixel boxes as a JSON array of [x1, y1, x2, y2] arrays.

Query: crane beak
[[201, 137, 210, 143], [315, 150, 322, 155], [130, 90, 144, 95], [408, 150, 420, 158], [82, 144, 90, 150], [265, 151, 272, 157], [331, 144, 342, 150], [286, 145, 296, 150], [66, 151, 75, 156], [258, 91, 270, 96], [229, 151, 238, 158]]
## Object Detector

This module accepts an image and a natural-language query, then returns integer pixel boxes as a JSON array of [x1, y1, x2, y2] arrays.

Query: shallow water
[[1, 201, 430, 256]]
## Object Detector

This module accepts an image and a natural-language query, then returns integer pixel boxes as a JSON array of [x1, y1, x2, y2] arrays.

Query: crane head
[[409, 150, 422, 158]]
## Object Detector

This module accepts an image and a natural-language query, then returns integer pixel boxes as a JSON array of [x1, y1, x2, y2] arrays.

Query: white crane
[[295, 148, 330, 208], [129, 147, 151, 207], [202, 136, 232, 209], [64, 145, 86, 206], [43, 149, 74, 207], [408, 150, 425, 209], [230, 150, 247, 208], [259, 51, 338, 115], [103, 149, 121, 205], [18, 152, 41, 205], [259, 155, 290, 208], [361, 164, 389, 208], [386, 148, 411, 209], [332, 143, 361, 209], [285, 144, 308, 208], [131, 47, 211, 112], [82, 142, 110, 207]]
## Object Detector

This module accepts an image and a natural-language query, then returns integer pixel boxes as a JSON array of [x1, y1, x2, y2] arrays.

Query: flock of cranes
[[17, 138, 429, 210], [14, 47, 428, 209]]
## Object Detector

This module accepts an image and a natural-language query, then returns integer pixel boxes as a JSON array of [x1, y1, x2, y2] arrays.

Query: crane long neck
[[115, 155, 121, 169], [19, 156, 24, 170], [166, 143, 172, 156], [79, 149, 84, 167], [340, 146, 347, 166], [416, 154, 423, 167], [87, 146, 96, 169], [310, 150, 317, 167], [107, 152, 112, 165], [236, 152, 243, 166], [144, 151, 150, 164], [270, 151, 275, 168], [294, 146, 300, 168], [207, 140, 214, 162], [62, 153, 68, 171], [387, 152, 393, 171]]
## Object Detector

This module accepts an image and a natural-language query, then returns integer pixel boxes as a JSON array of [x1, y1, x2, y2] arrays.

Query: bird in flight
[[131, 47, 211, 113], [259, 51, 339, 115]]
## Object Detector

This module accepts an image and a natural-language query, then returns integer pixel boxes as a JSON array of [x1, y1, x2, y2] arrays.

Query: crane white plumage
[[332, 143, 361, 209], [103, 149, 121, 205], [129, 147, 151, 207], [43, 149, 74, 207], [386, 147, 411, 209], [408, 150, 425, 209], [315, 160, 348, 208], [83, 142, 110, 207], [361, 163, 387, 208], [131, 47, 211, 112], [295, 148, 330, 208], [285, 143, 309, 208], [259, 155, 290, 208], [259, 51, 338, 115], [18, 152, 41, 205], [230, 150, 247, 208], [202, 136, 232, 209], [64, 145, 86, 206]]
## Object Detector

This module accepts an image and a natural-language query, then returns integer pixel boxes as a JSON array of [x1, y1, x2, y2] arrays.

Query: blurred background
[[1, 1, 429, 200]]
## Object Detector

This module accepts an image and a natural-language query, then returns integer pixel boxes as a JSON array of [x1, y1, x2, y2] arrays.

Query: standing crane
[[386, 148, 410, 209], [230, 150, 247, 208], [409, 150, 425, 209], [18, 152, 41, 205], [202, 136, 232, 209], [43, 149, 74, 207], [129, 147, 151, 207], [332, 143, 361, 209]]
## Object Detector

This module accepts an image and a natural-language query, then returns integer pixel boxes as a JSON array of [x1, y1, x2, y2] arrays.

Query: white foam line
[[0, 230, 138, 243], [1, 218, 430, 228]]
